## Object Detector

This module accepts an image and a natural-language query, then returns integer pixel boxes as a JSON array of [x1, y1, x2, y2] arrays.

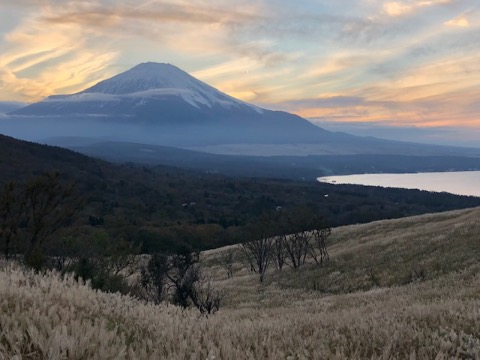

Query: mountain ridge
[[4, 62, 480, 157]]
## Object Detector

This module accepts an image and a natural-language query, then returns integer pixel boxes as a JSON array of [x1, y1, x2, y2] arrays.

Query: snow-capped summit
[[14, 62, 261, 113], [77, 62, 261, 111], [83, 62, 206, 95]]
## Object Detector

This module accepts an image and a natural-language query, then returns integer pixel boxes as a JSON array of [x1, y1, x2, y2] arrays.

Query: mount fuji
[[4, 62, 480, 158], [10, 62, 333, 146], [14, 62, 265, 116]]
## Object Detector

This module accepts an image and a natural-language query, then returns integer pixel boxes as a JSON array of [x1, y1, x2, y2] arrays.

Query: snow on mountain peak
[[79, 62, 262, 112], [83, 63, 195, 95]]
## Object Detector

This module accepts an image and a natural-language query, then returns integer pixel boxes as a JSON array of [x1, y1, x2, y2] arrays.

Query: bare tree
[[272, 234, 286, 271], [279, 207, 331, 269], [282, 232, 310, 269], [308, 226, 331, 266], [241, 236, 274, 282], [98, 236, 140, 278], [23, 172, 80, 269], [217, 250, 234, 279], [0, 182, 22, 259], [140, 253, 169, 304], [171, 260, 202, 309], [280, 210, 311, 269], [44, 236, 77, 272]]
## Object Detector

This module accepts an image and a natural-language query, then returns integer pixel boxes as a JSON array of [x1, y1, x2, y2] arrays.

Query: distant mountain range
[[2, 62, 480, 161]]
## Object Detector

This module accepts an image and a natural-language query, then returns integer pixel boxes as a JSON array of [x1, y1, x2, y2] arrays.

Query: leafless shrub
[[367, 267, 380, 286], [139, 250, 223, 314], [409, 266, 428, 283], [191, 268, 223, 315]]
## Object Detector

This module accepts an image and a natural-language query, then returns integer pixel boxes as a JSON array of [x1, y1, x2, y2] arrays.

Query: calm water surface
[[317, 171, 480, 197]]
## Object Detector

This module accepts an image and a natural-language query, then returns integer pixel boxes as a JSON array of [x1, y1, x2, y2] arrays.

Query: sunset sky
[[0, 0, 479, 135]]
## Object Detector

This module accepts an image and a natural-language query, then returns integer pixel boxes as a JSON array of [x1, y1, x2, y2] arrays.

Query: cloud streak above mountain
[[0, 0, 479, 131]]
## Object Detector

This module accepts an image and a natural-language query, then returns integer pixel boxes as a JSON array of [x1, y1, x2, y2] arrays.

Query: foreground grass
[[2, 208, 480, 359]]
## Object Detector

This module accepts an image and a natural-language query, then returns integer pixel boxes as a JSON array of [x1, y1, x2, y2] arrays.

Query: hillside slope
[[2, 207, 479, 359], [208, 206, 480, 304], [1, 134, 480, 253]]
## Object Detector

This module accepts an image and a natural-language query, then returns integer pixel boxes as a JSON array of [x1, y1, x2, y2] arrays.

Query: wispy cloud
[[445, 15, 470, 27], [42, 3, 260, 27], [0, 0, 479, 133], [0, 1, 268, 101], [0, 3, 119, 101], [383, 0, 452, 17]]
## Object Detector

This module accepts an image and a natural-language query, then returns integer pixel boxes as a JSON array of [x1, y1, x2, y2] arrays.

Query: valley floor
[[1, 207, 480, 359]]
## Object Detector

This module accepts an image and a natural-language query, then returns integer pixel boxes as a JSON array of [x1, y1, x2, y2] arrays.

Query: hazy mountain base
[[187, 141, 480, 157], [4, 115, 480, 158], [59, 140, 480, 180], [1, 207, 479, 359]]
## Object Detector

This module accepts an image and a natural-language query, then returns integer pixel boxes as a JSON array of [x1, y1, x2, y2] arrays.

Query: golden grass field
[[1, 207, 479, 359]]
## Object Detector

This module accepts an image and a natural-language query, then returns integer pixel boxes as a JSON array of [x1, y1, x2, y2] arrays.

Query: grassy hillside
[[1, 208, 479, 359], [207, 206, 480, 307]]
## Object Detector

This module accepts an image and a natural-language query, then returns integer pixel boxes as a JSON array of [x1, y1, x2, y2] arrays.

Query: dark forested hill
[[1, 134, 480, 252]]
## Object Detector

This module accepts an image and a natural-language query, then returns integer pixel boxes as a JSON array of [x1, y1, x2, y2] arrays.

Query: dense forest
[[2, 134, 480, 256]]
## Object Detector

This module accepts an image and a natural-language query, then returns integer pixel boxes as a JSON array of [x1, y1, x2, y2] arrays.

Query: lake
[[317, 171, 480, 197]]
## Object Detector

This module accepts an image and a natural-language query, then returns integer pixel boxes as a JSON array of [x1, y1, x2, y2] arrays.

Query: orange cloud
[[1, 0, 479, 133], [0, 6, 118, 102], [43, 3, 260, 27], [445, 16, 470, 27], [383, 0, 451, 17], [383, 2, 414, 17], [0, 1, 264, 102]]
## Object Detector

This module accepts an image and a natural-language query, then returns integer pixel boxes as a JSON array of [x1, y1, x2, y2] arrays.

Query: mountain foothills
[[2, 62, 480, 159], [1, 134, 480, 255]]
